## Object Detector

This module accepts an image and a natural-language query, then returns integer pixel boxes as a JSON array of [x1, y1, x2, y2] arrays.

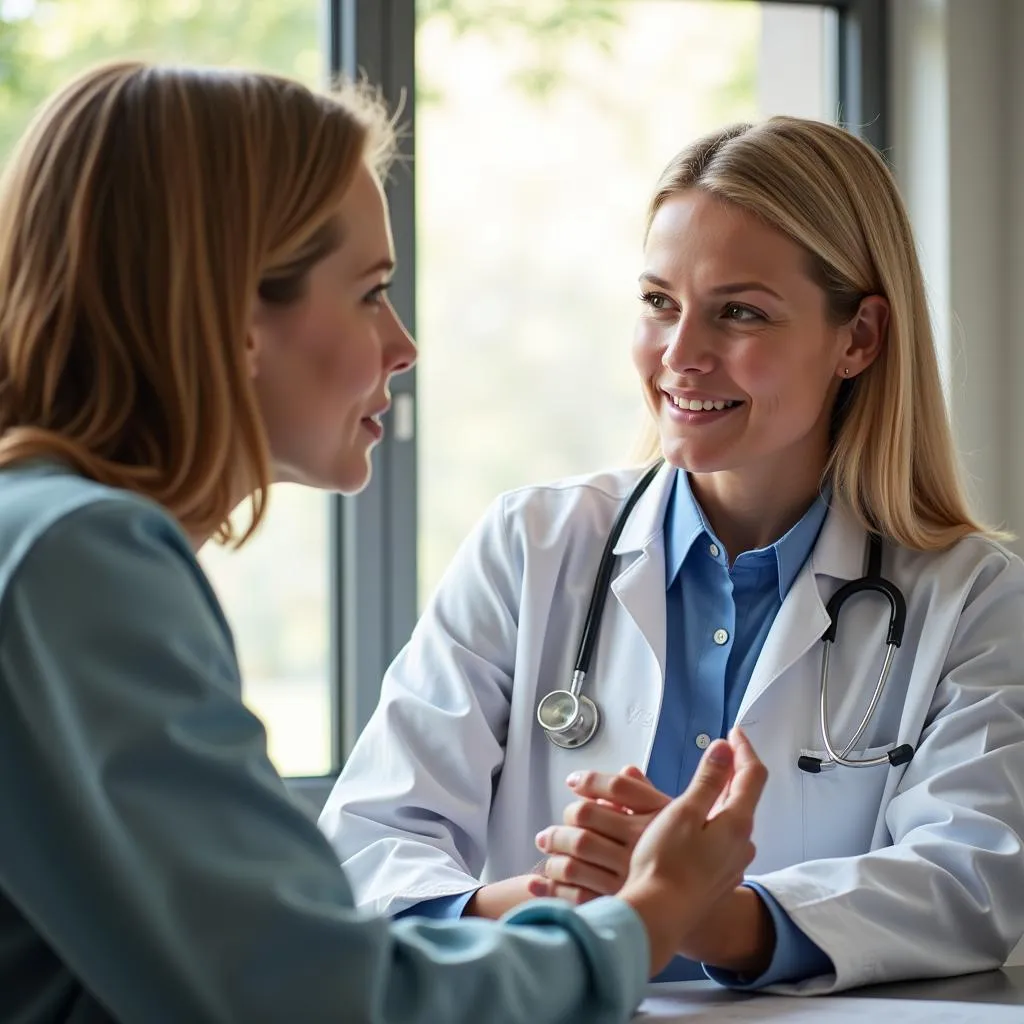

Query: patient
[[0, 61, 767, 1023]]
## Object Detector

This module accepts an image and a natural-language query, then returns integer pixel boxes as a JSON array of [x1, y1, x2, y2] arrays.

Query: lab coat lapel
[[608, 462, 676, 679], [736, 502, 866, 722]]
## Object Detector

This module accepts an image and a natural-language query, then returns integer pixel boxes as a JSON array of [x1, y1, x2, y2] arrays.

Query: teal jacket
[[0, 462, 648, 1023]]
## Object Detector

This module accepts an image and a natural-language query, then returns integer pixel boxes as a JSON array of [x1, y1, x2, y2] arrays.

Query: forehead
[[645, 190, 808, 279], [335, 161, 394, 269]]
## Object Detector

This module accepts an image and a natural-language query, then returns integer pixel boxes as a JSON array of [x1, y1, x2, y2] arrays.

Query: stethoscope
[[535, 461, 917, 774]]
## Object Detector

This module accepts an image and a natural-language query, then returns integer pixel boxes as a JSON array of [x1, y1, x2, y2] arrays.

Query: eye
[[363, 281, 392, 307], [721, 302, 765, 323], [639, 291, 672, 311]]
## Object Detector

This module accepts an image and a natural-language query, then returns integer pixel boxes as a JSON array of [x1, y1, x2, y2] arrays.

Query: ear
[[243, 329, 261, 380], [836, 294, 889, 380]]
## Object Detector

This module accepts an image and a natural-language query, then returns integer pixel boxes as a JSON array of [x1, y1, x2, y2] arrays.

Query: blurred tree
[[418, 0, 624, 100], [0, 0, 321, 155]]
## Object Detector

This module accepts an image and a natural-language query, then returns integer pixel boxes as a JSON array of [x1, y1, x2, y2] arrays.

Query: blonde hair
[[638, 117, 1001, 551], [0, 61, 394, 544]]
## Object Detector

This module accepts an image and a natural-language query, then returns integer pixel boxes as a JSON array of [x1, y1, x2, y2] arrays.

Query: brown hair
[[0, 61, 394, 544], [638, 117, 1000, 550]]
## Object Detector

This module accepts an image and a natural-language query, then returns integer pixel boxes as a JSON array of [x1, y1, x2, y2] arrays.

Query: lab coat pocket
[[800, 745, 892, 861]]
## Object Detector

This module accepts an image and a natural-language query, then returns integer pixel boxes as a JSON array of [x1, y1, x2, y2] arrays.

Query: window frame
[[287, 0, 888, 809]]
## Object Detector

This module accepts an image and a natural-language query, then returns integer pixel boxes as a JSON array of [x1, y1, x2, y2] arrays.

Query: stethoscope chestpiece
[[536, 689, 600, 749]]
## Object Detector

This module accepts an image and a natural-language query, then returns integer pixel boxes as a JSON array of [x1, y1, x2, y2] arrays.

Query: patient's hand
[[529, 767, 671, 905], [619, 730, 765, 975]]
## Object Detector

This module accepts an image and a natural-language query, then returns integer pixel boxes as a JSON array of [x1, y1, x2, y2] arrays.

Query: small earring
[[843, 367, 850, 377]]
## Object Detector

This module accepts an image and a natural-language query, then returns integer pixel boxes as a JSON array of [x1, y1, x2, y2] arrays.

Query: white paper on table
[[633, 989, 1020, 1022]]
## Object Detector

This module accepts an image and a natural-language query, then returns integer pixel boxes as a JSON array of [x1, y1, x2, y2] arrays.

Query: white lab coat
[[320, 462, 1024, 994]]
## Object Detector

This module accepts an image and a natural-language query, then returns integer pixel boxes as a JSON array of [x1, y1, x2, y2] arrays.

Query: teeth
[[669, 395, 737, 411]]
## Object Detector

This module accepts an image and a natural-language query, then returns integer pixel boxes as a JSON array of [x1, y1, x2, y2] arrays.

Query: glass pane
[[415, 0, 838, 605], [0, 0, 330, 776]]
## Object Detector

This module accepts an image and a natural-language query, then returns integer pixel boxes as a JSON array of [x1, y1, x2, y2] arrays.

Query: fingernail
[[566, 772, 582, 787], [535, 830, 548, 850]]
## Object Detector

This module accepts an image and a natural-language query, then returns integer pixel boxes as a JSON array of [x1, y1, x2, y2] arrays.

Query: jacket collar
[[612, 460, 677, 556]]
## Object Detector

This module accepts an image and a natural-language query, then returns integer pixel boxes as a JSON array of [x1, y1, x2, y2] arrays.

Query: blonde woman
[[323, 117, 1024, 994], [0, 63, 767, 1023]]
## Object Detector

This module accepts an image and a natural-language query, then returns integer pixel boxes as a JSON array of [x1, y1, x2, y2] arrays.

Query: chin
[[659, 437, 741, 475], [272, 455, 372, 496], [326, 454, 374, 495]]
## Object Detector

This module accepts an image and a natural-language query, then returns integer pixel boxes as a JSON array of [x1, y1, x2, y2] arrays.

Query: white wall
[[891, 0, 1020, 545], [891, 0, 1024, 967]]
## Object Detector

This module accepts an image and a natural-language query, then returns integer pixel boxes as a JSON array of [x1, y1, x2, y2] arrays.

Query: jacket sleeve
[[751, 547, 1024, 995], [319, 495, 522, 914], [0, 498, 649, 1024]]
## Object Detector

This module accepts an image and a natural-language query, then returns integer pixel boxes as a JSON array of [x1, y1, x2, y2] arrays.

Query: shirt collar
[[663, 469, 830, 600]]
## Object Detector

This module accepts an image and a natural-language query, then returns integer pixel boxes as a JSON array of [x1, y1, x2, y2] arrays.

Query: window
[[338, 0, 887, 776], [415, 1, 842, 602]]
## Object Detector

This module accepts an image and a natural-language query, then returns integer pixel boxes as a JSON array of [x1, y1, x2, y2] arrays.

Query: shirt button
[[695, 733, 712, 749], [708, 543, 720, 558], [713, 628, 729, 645]]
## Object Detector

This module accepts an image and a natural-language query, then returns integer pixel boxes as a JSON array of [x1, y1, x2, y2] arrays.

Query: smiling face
[[633, 189, 884, 507], [248, 161, 416, 494]]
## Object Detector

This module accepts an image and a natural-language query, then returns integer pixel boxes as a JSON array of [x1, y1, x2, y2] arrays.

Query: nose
[[383, 304, 417, 377], [662, 315, 714, 375]]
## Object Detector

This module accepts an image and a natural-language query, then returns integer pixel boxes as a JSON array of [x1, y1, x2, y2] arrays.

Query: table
[[855, 964, 1024, 1004], [634, 966, 1024, 1020]]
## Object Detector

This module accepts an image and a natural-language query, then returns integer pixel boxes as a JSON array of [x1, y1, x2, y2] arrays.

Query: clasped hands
[[530, 727, 773, 975]]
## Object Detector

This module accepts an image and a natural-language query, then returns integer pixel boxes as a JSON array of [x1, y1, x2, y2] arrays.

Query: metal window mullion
[[327, 0, 418, 769]]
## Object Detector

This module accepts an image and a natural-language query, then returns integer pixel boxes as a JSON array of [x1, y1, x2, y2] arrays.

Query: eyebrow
[[639, 272, 783, 301], [358, 257, 396, 279]]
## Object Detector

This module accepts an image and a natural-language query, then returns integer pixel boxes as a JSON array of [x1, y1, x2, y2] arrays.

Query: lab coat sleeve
[[319, 495, 521, 915], [0, 498, 651, 1023], [750, 546, 1024, 995]]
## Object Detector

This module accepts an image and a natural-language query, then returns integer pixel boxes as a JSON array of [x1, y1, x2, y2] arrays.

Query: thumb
[[679, 739, 734, 820]]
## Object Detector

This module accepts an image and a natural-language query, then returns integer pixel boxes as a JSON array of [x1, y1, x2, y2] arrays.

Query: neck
[[689, 458, 826, 561]]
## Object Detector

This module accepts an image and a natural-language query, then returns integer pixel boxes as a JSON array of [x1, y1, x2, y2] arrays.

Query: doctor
[[321, 115, 1024, 994]]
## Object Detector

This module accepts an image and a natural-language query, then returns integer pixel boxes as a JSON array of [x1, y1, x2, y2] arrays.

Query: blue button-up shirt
[[649, 470, 832, 986], [404, 470, 834, 989]]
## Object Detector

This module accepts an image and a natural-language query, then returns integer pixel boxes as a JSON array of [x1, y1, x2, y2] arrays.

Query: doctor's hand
[[529, 767, 670, 904], [617, 730, 766, 977]]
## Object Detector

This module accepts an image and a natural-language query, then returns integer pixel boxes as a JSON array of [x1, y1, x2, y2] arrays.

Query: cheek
[[742, 342, 834, 419], [295, 311, 378, 399], [631, 320, 662, 375]]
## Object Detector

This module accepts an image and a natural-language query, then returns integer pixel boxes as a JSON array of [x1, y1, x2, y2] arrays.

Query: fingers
[[677, 739, 735, 820], [718, 727, 767, 819], [536, 824, 630, 875], [538, 854, 621, 896], [566, 769, 671, 814], [561, 798, 647, 845], [526, 874, 600, 905]]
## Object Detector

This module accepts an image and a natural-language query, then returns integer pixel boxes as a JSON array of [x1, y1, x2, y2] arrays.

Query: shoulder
[[0, 462, 224, 635], [494, 466, 650, 541], [897, 531, 1023, 594]]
